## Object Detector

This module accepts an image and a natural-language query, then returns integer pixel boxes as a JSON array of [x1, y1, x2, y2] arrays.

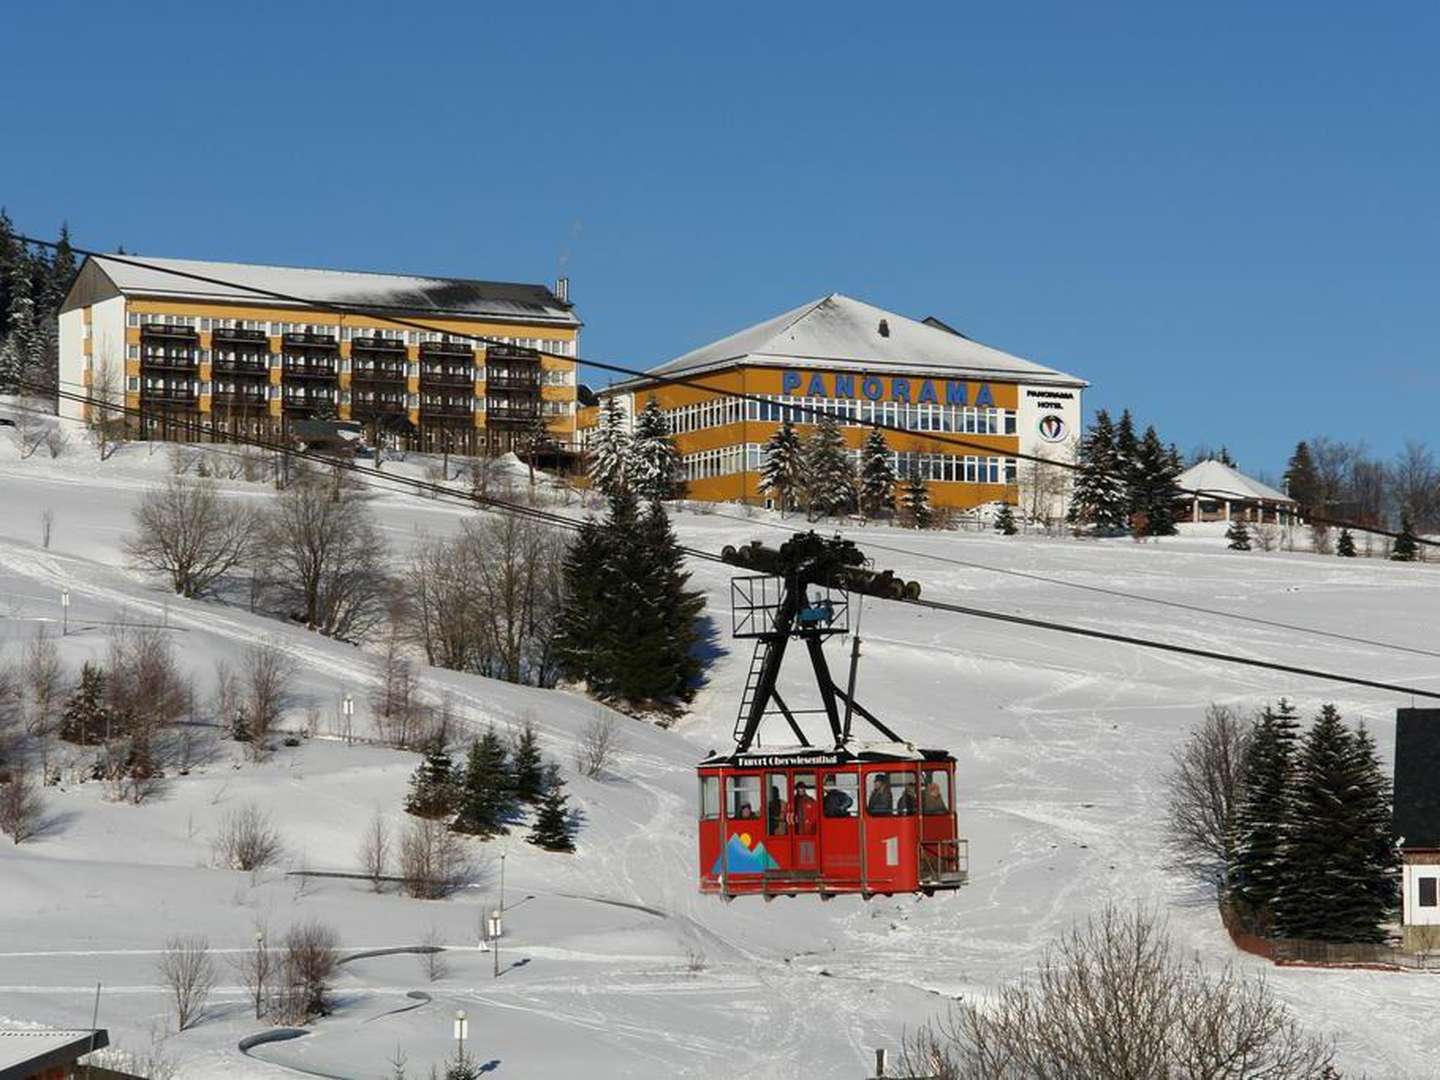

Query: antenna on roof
[[877, 318, 889, 338]]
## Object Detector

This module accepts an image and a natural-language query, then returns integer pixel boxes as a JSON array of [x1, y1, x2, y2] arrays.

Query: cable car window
[[921, 769, 951, 815], [823, 772, 857, 818], [792, 774, 818, 834], [700, 776, 720, 820], [728, 775, 761, 821], [866, 772, 918, 816], [766, 773, 788, 836]]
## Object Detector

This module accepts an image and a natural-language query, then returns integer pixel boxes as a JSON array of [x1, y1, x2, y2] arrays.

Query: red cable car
[[697, 535, 969, 900]]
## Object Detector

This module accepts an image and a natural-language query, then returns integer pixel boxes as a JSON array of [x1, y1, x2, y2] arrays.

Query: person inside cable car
[[895, 780, 916, 816], [793, 781, 818, 834], [922, 779, 947, 814], [736, 802, 757, 819], [768, 783, 787, 835], [867, 774, 894, 815], [822, 775, 854, 817]]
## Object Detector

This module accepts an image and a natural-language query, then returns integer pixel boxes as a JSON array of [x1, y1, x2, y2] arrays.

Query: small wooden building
[[1393, 708, 1440, 953], [0, 1028, 108, 1080], [1175, 459, 1297, 525]]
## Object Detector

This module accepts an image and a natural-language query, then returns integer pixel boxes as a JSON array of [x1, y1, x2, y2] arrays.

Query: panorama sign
[[782, 370, 996, 407]]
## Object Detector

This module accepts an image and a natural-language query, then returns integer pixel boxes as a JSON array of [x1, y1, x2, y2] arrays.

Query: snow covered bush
[[156, 934, 216, 1032], [399, 817, 473, 900], [0, 765, 43, 843], [276, 919, 341, 1022], [897, 906, 1337, 1079], [213, 803, 285, 871]]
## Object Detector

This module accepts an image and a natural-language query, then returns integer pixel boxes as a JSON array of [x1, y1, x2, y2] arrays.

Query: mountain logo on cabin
[[712, 832, 781, 874]]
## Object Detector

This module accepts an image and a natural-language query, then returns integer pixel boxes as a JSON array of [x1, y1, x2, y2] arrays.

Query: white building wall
[[86, 296, 128, 424], [1403, 861, 1440, 927], [1016, 383, 1083, 521], [56, 307, 87, 422]]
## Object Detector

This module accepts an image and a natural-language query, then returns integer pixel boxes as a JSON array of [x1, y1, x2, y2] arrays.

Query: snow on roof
[[1176, 459, 1294, 504], [0, 1028, 107, 1074], [626, 293, 1086, 388], [81, 255, 580, 326]]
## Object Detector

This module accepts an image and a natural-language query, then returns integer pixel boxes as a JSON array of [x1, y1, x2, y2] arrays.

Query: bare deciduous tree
[[1164, 705, 1252, 894], [359, 809, 390, 892], [0, 766, 43, 843], [240, 637, 297, 757], [259, 479, 393, 642], [370, 630, 426, 750], [575, 711, 622, 779], [8, 403, 47, 459], [275, 919, 340, 1023], [229, 917, 274, 1020], [213, 803, 285, 871], [399, 817, 473, 899], [897, 906, 1336, 1080], [125, 476, 257, 598], [156, 934, 217, 1031], [419, 925, 448, 982], [23, 627, 64, 781], [89, 347, 126, 461]]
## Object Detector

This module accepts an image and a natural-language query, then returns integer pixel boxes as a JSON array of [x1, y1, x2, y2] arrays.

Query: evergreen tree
[[1336, 528, 1357, 557], [59, 663, 108, 745], [1130, 427, 1182, 536], [528, 763, 576, 852], [0, 251, 39, 395], [900, 473, 933, 529], [1344, 723, 1400, 940], [1114, 409, 1140, 506], [1391, 514, 1419, 562], [803, 413, 855, 518], [993, 502, 1018, 535], [0, 210, 18, 343], [405, 737, 458, 819], [553, 517, 610, 684], [1218, 446, 1237, 468], [1283, 442, 1320, 514], [1067, 410, 1129, 534], [511, 721, 546, 803], [452, 725, 514, 835], [45, 224, 76, 313], [1273, 705, 1379, 941], [1225, 518, 1251, 551], [628, 395, 683, 502], [1229, 699, 1299, 931], [758, 419, 805, 515], [856, 426, 897, 519], [554, 490, 704, 707], [587, 398, 630, 498]]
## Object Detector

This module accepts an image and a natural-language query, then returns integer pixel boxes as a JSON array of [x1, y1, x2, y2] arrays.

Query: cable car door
[[789, 771, 819, 874], [763, 772, 791, 872]]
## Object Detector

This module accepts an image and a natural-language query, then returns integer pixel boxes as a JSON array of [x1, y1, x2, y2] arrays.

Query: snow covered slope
[[1, 441, 1438, 1078]]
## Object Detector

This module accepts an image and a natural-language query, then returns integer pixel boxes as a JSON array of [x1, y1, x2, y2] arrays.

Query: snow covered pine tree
[[587, 398, 630, 498], [1226, 518, 1251, 550], [993, 502, 1018, 535], [1336, 528, 1357, 557], [857, 426, 897, 520], [528, 763, 576, 852], [629, 394, 684, 502], [1067, 410, 1129, 534], [1229, 699, 1300, 933], [803, 413, 855, 518], [758, 419, 805, 515], [901, 473, 933, 529], [1391, 515, 1419, 561]]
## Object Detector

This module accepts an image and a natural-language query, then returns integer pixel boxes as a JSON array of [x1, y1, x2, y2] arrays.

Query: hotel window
[[1421, 877, 1438, 908], [1004, 410, 1017, 435]]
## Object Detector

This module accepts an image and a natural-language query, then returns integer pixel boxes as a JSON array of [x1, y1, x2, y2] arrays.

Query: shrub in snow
[[156, 934, 216, 1032], [1391, 515, 1419, 561], [399, 817, 472, 900], [0, 766, 43, 843], [213, 803, 284, 871], [1225, 518, 1251, 551], [1337, 528, 1357, 557], [993, 502, 1018, 536]]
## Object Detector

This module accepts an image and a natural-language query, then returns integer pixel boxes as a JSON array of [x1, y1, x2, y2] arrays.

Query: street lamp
[[488, 910, 503, 979], [341, 694, 354, 744], [453, 1009, 468, 1061], [61, 588, 70, 636]]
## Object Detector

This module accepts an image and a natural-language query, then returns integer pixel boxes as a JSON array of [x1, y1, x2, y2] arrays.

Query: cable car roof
[[698, 741, 954, 768]]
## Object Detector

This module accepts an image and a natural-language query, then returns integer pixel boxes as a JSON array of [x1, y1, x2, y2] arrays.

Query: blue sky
[[5, 2, 1437, 476]]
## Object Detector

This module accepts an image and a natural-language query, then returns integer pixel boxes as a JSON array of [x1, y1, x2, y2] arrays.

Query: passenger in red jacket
[[792, 781, 818, 834]]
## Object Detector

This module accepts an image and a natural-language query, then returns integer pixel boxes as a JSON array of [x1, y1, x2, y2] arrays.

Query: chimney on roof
[[877, 318, 890, 338], [555, 277, 570, 304]]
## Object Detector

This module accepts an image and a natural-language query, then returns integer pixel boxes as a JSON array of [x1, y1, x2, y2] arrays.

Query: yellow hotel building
[[58, 255, 581, 454], [583, 294, 1087, 512]]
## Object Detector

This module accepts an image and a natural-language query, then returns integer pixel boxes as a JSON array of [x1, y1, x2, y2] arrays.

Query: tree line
[[1284, 437, 1440, 540], [1067, 408, 1184, 536], [1165, 699, 1397, 943], [0, 214, 73, 399]]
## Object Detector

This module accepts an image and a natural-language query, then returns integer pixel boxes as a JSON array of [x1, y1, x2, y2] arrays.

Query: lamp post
[[253, 930, 266, 1019], [61, 588, 70, 636], [341, 694, 354, 744], [453, 1009, 468, 1062], [488, 910, 502, 979]]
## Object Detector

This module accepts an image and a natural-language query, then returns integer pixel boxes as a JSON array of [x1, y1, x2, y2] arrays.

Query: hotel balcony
[[211, 388, 269, 407], [351, 335, 407, 352], [419, 365, 475, 388], [282, 331, 338, 349], [141, 354, 199, 373], [485, 403, 540, 424], [485, 373, 541, 391], [422, 398, 473, 417], [211, 326, 269, 345], [140, 384, 197, 404], [283, 361, 338, 379], [140, 322, 199, 340], [352, 363, 408, 384], [211, 355, 269, 376], [421, 339, 475, 359]]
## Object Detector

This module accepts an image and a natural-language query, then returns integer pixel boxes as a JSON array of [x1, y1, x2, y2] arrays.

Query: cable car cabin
[[697, 745, 968, 899], [700, 533, 969, 900]]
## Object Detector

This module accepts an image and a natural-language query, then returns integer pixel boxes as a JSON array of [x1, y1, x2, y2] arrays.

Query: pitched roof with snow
[[64, 255, 580, 327], [1175, 460, 1294, 504], [0, 1028, 108, 1077], [621, 294, 1086, 389]]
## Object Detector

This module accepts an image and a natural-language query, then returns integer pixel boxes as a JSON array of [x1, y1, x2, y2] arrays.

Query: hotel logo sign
[[1037, 414, 1068, 442]]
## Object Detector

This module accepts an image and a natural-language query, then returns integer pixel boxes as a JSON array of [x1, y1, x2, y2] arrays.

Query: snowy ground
[[1, 435, 1439, 1078]]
